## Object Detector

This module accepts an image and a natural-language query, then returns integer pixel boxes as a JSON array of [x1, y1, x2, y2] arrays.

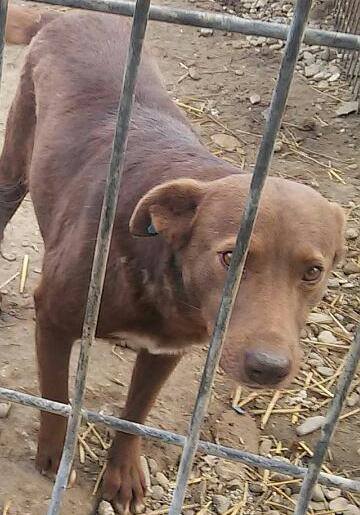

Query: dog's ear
[[331, 202, 346, 266], [129, 179, 206, 246]]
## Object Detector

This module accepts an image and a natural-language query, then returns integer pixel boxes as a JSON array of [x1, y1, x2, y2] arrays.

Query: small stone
[[318, 330, 337, 344], [192, 480, 207, 503], [148, 458, 158, 475], [155, 472, 169, 489], [303, 51, 315, 64], [140, 456, 151, 489], [199, 28, 214, 37], [347, 392, 359, 407], [98, 501, 115, 515], [215, 460, 243, 481], [212, 494, 231, 514], [312, 484, 325, 502], [304, 63, 321, 78], [234, 69, 244, 76], [0, 402, 11, 418], [329, 497, 349, 513], [188, 67, 200, 80], [345, 228, 359, 240], [325, 488, 341, 501], [211, 133, 240, 152], [308, 313, 333, 324], [329, 72, 341, 82], [311, 501, 327, 511], [317, 366, 334, 377], [249, 93, 261, 105], [249, 482, 265, 494], [232, 41, 244, 49], [336, 101, 359, 117], [343, 262, 360, 275], [296, 415, 326, 436], [151, 485, 165, 501], [274, 140, 283, 153], [259, 438, 272, 456], [345, 505, 360, 515]]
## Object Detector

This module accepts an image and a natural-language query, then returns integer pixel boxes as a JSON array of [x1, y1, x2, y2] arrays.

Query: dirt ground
[[0, 0, 359, 514]]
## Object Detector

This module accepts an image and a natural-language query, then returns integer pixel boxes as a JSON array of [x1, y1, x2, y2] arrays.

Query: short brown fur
[[1, 6, 345, 513]]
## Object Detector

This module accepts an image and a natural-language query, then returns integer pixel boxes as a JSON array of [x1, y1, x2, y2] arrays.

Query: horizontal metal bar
[[27, 0, 360, 49], [168, 0, 313, 511], [295, 326, 360, 515], [1, 386, 360, 493], [47, 0, 151, 513]]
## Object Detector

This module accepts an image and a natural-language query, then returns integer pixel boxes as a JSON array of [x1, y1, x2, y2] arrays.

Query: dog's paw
[[102, 456, 147, 514]]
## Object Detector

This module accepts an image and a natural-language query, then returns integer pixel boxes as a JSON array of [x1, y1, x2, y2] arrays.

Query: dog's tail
[[5, 3, 59, 45]]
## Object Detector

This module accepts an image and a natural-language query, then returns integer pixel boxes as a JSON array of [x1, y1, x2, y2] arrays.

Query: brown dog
[[1, 5, 345, 513]]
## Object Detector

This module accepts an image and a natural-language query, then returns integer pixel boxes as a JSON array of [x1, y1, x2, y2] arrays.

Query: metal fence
[[335, 0, 360, 98], [0, 0, 359, 514]]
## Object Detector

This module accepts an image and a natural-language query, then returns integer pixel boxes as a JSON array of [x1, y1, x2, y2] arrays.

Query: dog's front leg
[[102, 349, 181, 514]]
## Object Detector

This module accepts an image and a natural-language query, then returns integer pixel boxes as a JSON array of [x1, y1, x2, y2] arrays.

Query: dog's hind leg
[[0, 61, 35, 242]]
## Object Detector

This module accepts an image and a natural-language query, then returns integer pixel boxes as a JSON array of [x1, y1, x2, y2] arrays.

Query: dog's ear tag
[[147, 223, 158, 236]]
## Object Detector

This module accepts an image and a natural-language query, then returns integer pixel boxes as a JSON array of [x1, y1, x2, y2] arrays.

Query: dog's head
[[130, 174, 345, 389]]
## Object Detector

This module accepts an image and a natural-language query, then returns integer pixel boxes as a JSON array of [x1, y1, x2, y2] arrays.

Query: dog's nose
[[245, 351, 290, 386]]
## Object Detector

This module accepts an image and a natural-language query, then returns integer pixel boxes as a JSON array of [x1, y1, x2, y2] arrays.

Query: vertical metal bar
[[0, 0, 8, 92], [46, 1, 151, 513], [294, 327, 360, 515], [168, 0, 313, 512]]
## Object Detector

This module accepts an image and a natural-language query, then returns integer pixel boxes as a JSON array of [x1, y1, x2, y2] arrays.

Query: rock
[[317, 366, 334, 377], [296, 415, 325, 436], [215, 460, 243, 481], [0, 402, 11, 418], [347, 392, 359, 407], [249, 482, 265, 494], [345, 505, 360, 515], [312, 484, 325, 502], [311, 501, 327, 511], [303, 51, 315, 64], [336, 101, 359, 117], [148, 458, 158, 475], [249, 93, 261, 105], [329, 497, 349, 513], [343, 262, 360, 275], [232, 41, 244, 49], [308, 313, 333, 324], [98, 501, 115, 515], [140, 456, 151, 489], [259, 438, 272, 456], [192, 480, 207, 503], [188, 67, 201, 80], [199, 28, 214, 37], [155, 472, 169, 489], [318, 330, 337, 344], [345, 228, 359, 240], [151, 485, 165, 501], [329, 72, 341, 82], [274, 140, 283, 152], [211, 133, 240, 152], [324, 488, 341, 501], [304, 63, 321, 78], [212, 494, 231, 514]]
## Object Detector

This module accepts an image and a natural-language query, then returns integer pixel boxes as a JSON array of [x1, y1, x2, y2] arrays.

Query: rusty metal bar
[[1, 386, 360, 493], [26, 0, 360, 50], [46, 0, 151, 513], [295, 326, 360, 515], [168, 0, 314, 512]]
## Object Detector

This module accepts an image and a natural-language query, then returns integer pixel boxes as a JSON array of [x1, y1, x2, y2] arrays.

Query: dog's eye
[[219, 251, 232, 268], [302, 266, 323, 282]]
